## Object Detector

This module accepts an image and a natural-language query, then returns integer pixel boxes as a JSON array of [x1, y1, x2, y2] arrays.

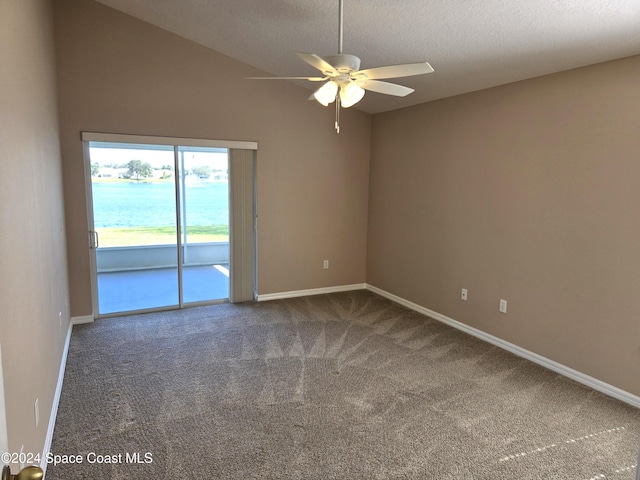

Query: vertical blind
[[229, 148, 257, 303]]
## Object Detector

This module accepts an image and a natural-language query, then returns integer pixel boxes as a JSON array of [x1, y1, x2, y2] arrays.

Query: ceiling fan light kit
[[248, 0, 434, 132], [312, 77, 364, 108]]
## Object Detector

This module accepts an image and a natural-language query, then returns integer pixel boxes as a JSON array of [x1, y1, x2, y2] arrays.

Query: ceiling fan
[[248, 0, 434, 132]]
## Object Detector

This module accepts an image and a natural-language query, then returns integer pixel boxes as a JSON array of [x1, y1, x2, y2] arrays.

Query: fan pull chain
[[335, 96, 341, 133]]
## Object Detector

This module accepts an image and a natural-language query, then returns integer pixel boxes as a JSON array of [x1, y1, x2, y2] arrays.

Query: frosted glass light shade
[[339, 82, 365, 108], [313, 81, 338, 106]]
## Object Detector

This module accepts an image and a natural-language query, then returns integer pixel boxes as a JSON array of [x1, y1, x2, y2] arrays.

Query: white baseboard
[[71, 315, 94, 325], [366, 284, 640, 409], [41, 320, 74, 474], [257, 283, 366, 302]]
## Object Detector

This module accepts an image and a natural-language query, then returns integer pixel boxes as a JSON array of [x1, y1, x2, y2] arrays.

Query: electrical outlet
[[461, 288, 468, 301], [323, 260, 329, 269], [499, 299, 507, 314]]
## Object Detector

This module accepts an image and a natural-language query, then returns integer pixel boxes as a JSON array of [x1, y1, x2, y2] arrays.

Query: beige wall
[[368, 55, 640, 396], [52, 0, 371, 317], [0, 0, 70, 463]]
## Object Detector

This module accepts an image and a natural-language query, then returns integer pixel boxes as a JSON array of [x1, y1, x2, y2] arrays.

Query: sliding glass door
[[86, 140, 230, 315], [177, 146, 230, 304]]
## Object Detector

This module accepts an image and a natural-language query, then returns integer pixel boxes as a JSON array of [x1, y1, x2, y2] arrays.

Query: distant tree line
[[91, 161, 221, 180], [91, 160, 154, 180]]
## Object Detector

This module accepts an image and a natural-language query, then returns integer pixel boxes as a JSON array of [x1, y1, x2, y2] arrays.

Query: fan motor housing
[[323, 54, 361, 73]]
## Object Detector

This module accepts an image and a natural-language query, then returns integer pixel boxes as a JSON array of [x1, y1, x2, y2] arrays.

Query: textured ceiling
[[94, 0, 640, 114]]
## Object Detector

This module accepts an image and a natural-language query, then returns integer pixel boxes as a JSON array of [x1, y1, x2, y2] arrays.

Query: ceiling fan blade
[[355, 62, 434, 80], [246, 76, 327, 81], [296, 52, 338, 76], [356, 80, 415, 97]]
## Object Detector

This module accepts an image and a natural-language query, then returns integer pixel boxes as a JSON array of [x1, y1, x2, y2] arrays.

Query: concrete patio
[[97, 263, 229, 315]]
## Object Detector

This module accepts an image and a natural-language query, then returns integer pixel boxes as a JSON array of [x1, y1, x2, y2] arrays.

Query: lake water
[[92, 181, 229, 228]]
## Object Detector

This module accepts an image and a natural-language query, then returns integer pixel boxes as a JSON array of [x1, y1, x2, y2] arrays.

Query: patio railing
[[96, 242, 229, 272]]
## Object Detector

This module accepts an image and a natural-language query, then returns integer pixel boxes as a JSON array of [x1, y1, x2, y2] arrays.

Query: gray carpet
[[48, 290, 640, 479]]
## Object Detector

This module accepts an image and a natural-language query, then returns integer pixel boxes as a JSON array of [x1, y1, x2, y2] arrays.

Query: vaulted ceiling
[[95, 0, 640, 114]]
